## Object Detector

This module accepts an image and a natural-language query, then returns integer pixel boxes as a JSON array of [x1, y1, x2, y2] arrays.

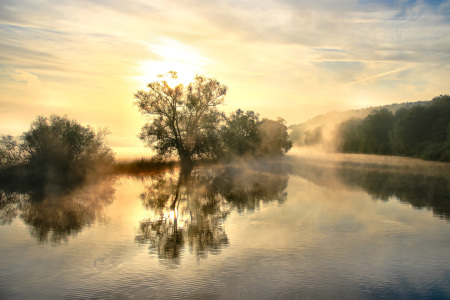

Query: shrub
[[0, 115, 114, 186]]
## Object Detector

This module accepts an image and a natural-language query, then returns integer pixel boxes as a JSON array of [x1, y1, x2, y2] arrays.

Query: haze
[[1, 0, 449, 158]]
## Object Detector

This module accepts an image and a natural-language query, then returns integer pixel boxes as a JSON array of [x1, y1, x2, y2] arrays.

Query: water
[[1, 154, 449, 299]]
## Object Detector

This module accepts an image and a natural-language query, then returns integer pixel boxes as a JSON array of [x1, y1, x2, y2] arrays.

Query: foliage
[[390, 95, 450, 161], [135, 72, 292, 169], [221, 109, 261, 157], [257, 118, 292, 157], [357, 108, 394, 155], [289, 125, 323, 147], [336, 118, 362, 153], [135, 72, 227, 170], [289, 100, 429, 148], [390, 106, 430, 156], [221, 110, 292, 158], [0, 135, 25, 169], [0, 114, 114, 185], [24, 115, 113, 167], [336, 95, 450, 162], [337, 109, 396, 155]]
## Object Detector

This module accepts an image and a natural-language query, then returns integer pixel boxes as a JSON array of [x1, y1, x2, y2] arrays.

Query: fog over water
[[0, 153, 449, 299], [288, 149, 450, 219], [1, 0, 449, 297]]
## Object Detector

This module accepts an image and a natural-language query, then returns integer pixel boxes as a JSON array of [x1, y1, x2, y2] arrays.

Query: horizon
[[1, 0, 449, 159]]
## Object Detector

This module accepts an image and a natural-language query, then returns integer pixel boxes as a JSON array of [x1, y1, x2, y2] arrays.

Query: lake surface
[[1, 154, 449, 299]]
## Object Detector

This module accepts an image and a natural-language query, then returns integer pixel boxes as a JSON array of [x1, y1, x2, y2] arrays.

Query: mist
[[1, 0, 450, 297], [288, 95, 450, 163], [286, 149, 450, 220]]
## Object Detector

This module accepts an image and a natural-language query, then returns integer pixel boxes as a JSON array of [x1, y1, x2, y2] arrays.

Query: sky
[[1, 0, 449, 158]]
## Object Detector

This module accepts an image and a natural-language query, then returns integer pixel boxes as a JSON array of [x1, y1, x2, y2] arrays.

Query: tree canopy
[[257, 118, 292, 157], [0, 114, 114, 186], [135, 72, 227, 171], [336, 95, 450, 162], [135, 72, 292, 170], [358, 108, 394, 155], [221, 109, 261, 157], [220, 110, 292, 158]]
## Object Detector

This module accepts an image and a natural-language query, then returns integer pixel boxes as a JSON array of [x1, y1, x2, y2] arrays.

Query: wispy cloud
[[10, 69, 41, 88], [344, 66, 411, 86], [0, 0, 448, 157]]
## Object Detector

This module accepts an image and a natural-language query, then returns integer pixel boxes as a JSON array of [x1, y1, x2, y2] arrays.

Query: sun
[[139, 60, 197, 87], [136, 39, 208, 88]]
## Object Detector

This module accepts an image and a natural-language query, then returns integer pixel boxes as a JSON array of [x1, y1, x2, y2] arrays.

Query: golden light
[[136, 39, 208, 88]]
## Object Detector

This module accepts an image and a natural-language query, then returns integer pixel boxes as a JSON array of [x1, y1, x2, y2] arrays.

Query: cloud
[[0, 0, 448, 157], [344, 66, 411, 86], [10, 69, 41, 88]]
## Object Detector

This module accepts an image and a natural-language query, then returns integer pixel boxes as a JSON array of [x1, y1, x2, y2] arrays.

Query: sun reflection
[[168, 210, 176, 220], [136, 39, 208, 87]]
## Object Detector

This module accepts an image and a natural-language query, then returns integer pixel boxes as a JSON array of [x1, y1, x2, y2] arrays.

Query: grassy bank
[[113, 158, 179, 175]]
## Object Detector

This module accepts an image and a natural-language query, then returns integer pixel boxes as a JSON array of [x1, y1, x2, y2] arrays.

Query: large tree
[[221, 110, 292, 158], [134, 72, 227, 171], [221, 109, 261, 157], [0, 114, 114, 186], [257, 118, 292, 157]]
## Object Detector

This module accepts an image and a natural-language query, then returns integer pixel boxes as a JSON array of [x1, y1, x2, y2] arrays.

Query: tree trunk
[[179, 150, 194, 177], [180, 156, 194, 177]]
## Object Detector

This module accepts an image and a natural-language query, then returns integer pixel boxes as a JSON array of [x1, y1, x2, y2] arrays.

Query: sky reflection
[[0, 178, 115, 243], [0, 157, 449, 299], [135, 163, 290, 264]]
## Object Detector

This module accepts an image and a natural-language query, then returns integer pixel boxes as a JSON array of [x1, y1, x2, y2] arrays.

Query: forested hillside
[[289, 95, 450, 162], [289, 101, 426, 148]]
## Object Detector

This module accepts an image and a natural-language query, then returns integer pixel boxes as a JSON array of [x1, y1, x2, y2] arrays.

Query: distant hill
[[288, 100, 428, 148]]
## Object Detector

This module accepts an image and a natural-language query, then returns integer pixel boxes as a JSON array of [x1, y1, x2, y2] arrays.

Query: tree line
[[0, 71, 292, 186], [337, 95, 450, 162], [134, 71, 292, 173]]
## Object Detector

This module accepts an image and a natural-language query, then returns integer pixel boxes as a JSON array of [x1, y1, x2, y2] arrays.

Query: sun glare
[[136, 39, 208, 88]]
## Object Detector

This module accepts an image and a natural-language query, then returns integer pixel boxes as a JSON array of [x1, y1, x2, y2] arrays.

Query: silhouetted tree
[[135, 72, 293, 168], [390, 105, 432, 156], [358, 108, 394, 154], [221, 109, 261, 157], [135, 72, 227, 173], [334, 95, 450, 162], [289, 125, 323, 147], [257, 118, 292, 157], [389, 95, 450, 161], [336, 118, 362, 153], [0, 114, 114, 186], [221, 110, 292, 158]]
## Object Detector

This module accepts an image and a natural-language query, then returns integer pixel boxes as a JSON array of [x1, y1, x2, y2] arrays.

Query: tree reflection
[[0, 179, 115, 243], [136, 162, 290, 263], [290, 157, 450, 220], [336, 166, 450, 220], [0, 191, 26, 225], [137, 219, 185, 262]]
